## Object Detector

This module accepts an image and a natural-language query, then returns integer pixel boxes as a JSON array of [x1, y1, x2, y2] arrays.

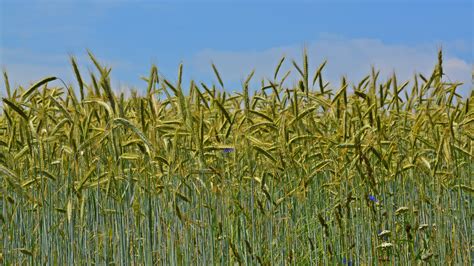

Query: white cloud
[[443, 58, 472, 86], [0, 47, 136, 98], [1, 37, 471, 99], [190, 35, 472, 97]]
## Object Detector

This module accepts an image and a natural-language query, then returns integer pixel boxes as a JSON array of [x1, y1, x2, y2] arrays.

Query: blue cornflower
[[342, 257, 354, 266], [368, 195, 377, 202], [223, 147, 234, 153]]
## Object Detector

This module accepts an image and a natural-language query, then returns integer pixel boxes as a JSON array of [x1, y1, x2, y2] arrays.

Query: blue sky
[[0, 0, 472, 96]]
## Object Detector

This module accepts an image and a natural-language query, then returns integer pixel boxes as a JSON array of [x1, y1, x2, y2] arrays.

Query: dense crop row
[[0, 50, 472, 264]]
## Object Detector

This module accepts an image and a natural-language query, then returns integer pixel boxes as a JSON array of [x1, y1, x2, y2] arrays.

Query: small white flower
[[377, 242, 394, 249], [378, 230, 391, 237]]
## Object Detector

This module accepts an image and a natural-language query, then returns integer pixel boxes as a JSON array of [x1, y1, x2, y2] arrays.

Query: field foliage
[[0, 50, 472, 264]]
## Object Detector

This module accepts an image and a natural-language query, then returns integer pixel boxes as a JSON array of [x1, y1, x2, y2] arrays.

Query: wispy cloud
[[191, 35, 472, 96], [1, 36, 471, 99], [0, 47, 137, 97]]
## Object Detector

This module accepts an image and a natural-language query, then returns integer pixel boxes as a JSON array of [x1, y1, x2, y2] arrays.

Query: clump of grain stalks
[[0, 50, 472, 265]]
